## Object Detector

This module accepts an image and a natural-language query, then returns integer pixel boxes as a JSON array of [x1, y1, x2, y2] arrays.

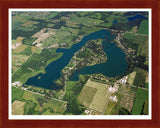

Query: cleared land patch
[[13, 44, 28, 53], [31, 46, 38, 53], [23, 91, 33, 100], [117, 85, 136, 112], [12, 100, 25, 115], [79, 80, 111, 113], [128, 72, 136, 85], [12, 54, 29, 73]]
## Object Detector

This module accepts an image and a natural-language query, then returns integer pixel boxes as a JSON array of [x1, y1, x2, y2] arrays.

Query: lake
[[25, 29, 128, 89], [127, 14, 148, 21]]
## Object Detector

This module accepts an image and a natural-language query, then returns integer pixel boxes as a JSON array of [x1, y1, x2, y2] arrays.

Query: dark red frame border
[[0, 0, 160, 128]]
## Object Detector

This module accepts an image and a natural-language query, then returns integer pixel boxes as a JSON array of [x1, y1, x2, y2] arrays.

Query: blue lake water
[[25, 29, 128, 89], [127, 14, 148, 21], [112, 20, 118, 24], [70, 41, 128, 81]]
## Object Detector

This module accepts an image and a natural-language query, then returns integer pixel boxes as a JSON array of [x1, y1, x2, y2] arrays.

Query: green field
[[143, 100, 148, 115], [132, 88, 148, 115], [65, 81, 78, 95], [133, 68, 147, 87], [104, 101, 117, 115], [12, 87, 25, 103], [138, 20, 148, 35], [78, 80, 111, 113], [23, 91, 33, 100], [43, 99, 66, 113], [12, 87, 67, 115]]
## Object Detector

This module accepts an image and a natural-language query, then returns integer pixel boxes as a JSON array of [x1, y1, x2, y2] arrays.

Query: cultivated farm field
[[12, 100, 25, 115], [78, 80, 111, 113]]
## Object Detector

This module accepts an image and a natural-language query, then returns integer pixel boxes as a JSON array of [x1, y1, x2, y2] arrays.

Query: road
[[12, 85, 67, 103]]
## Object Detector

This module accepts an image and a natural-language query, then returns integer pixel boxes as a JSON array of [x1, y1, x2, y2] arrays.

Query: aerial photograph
[[10, 10, 149, 116]]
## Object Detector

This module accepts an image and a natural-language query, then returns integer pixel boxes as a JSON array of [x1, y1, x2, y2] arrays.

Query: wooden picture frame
[[0, 0, 160, 128]]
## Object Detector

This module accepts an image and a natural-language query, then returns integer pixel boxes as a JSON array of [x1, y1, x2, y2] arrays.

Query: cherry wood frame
[[0, 0, 160, 128]]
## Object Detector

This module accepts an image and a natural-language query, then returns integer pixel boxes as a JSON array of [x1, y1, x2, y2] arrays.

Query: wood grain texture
[[0, 0, 160, 128]]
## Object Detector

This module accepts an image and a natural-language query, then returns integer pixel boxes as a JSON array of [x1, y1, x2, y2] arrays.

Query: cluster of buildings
[[108, 85, 119, 93], [117, 76, 128, 84], [109, 95, 118, 102], [84, 109, 100, 115], [12, 81, 22, 87]]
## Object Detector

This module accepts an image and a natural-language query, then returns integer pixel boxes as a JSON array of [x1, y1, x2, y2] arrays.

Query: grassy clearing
[[20, 45, 32, 56], [138, 20, 148, 35], [13, 44, 28, 53], [16, 36, 25, 43], [66, 81, 77, 95], [132, 88, 148, 115], [138, 40, 148, 57], [12, 54, 29, 73], [12, 54, 28, 64], [104, 101, 117, 115], [128, 72, 136, 85], [41, 109, 63, 115], [78, 86, 97, 107], [31, 46, 38, 53], [12, 65, 18, 73], [12, 40, 17, 45], [43, 99, 66, 113], [35, 49, 42, 54], [23, 91, 33, 100], [12, 100, 25, 115], [22, 20, 39, 27]]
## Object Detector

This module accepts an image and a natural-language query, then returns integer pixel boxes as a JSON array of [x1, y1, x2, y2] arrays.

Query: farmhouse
[[12, 81, 22, 87], [117, 76, 128, 84], [109, 95, 118, 102], [108, 85, 118, 93]]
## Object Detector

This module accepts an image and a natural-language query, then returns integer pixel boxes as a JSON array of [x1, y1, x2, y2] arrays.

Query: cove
[[70, 41, 128, 81], [25, 29, 127, 89]]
